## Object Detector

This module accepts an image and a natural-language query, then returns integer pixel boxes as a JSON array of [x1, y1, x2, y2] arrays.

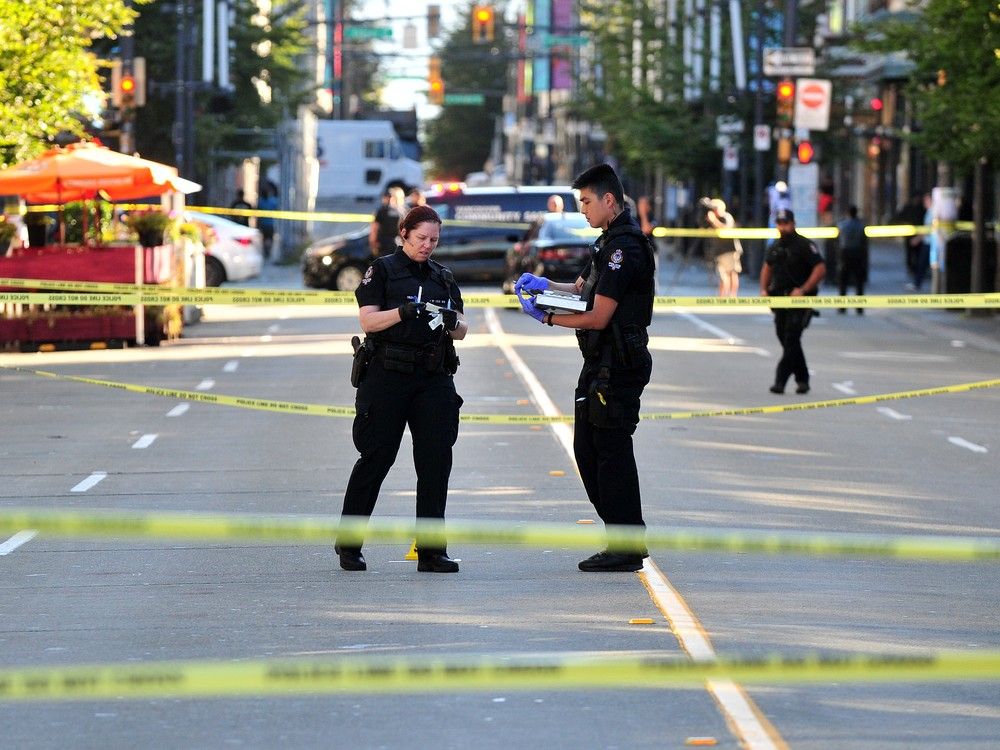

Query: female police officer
[[336, 205, 467, 573]]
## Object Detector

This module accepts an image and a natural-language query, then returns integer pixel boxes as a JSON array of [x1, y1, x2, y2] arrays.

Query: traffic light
[[428, 56, 444, 104], [109, 58, 146, 108], [776, 79, 795, 128], [869, 97, 883, 112], [796, 140, 815, 164], [471, 5, 495, 43], [777, 136, 792, 164], [427, 4, 440, 39]]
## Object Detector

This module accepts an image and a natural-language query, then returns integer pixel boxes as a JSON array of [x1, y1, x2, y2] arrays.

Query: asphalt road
[[1, 255, 998, 749]]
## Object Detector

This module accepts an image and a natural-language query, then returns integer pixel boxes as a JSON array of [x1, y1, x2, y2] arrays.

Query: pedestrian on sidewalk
[[836, 205, 869, 314], [704, 198, 742, 297], [229, 189, 252, 226], [514, 163, 655, 572], [760, 209, 826, 395]]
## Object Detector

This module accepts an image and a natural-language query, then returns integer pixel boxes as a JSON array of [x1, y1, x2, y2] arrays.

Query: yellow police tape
[[0, 650, 997, 701], [25, 203, 981, 236], [1, 508, 998, 561], [3, 278, 1000, 309], [3, 364, 998, 424]]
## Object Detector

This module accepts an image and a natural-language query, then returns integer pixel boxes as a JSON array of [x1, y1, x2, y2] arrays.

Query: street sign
[[763, 47, 815, 76], [444, 93, 485, 105], [753, 124, 771, 151], [723, 145, 739, 171], [345, 26, 393, 41], [794, 78, 831, 131], [716, 115, 745, 134], [542, 33, 588, 47]]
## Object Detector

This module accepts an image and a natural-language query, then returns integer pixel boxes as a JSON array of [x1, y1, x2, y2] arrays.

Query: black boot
[[334, 544, 366, 571], [417, 552, 459, 573]]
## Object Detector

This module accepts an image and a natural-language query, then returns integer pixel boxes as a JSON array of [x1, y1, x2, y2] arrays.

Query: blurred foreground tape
[[0, 510, 998, 561], [0, 650, 997, 701]]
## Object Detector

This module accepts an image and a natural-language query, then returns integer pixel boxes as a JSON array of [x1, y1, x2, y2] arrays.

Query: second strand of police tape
[[4, 364, 998, 425]]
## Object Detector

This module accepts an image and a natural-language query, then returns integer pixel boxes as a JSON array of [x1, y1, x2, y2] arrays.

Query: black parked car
[[301, 185, 578, 290], [501, 212, 599, 294]]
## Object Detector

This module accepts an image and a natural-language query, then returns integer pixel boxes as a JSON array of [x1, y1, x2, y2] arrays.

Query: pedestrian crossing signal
[[796, 140, 815, 164], [472, 5, 495, 43]]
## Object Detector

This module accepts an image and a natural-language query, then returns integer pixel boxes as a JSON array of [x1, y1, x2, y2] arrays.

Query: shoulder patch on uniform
[[361, 266, 374, 285], [608, 248, 623, 270]]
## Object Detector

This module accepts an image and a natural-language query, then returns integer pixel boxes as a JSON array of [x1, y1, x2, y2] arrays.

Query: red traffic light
[[796, 140, 815, 164], [869, 97, 883, 111], [475, 7, 493, 22], [120, 76, 136, 93], [777, 80, 795, 101]]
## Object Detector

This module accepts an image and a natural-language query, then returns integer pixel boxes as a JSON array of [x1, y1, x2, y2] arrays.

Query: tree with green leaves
[[857, 0, 1000, 294], [0, 0, 145, 167], [132, 0, 312, 180], [424, 3, 512, 179]]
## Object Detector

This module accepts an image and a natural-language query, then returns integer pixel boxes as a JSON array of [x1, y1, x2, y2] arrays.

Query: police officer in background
[[336, 205, 467, 573], [760, 209, 826, 395], [515, 163, 655, 572]]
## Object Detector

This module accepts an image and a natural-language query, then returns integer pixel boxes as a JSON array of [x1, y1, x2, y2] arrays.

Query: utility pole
[[120, 1, 135, 154], [174, 0, 188, 173], [751, 1, 765, 274]]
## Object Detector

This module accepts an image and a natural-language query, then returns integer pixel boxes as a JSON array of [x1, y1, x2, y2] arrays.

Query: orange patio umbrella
[[0, 141, 200, 203]]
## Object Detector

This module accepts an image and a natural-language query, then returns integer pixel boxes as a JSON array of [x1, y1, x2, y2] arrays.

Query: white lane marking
[[674, 310, 740, 345], [71, 472, 107, 493], [832, 380, 856, 395], [195, 378, 215, 391], [0, 530, 37, 555], [876, 407, 911, 421], [948, 436, 988, 454], [267, 324, 280, 333], [641, 560, 786, 750], [950, 340, 966, 348], [166, 403, 190, 417], [131, 434, 158, 449], [489, 310, 786, 750], [259, 335, 273, 342], [483, 308, 574, 462], [223, 360, 239, 373]]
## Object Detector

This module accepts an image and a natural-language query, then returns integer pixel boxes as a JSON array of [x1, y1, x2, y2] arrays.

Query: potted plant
[[23, 212, 55, 247], [124, 209, 173, 247], [0, 219, 16, 253]]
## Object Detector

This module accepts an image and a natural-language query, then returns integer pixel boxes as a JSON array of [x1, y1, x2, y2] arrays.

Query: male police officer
[[760, 209, 826, 394], [515, 163, 655, 572]]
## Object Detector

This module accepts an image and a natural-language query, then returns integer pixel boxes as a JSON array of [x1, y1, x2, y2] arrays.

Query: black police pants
[[573, 362, 651, 530], [772, 309, 812, 387], [339, 362, 462, 552], [838, 249, 866, 300]]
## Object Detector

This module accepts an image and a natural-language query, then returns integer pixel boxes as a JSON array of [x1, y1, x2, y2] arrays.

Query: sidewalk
[[656, 238, 1000, 354]]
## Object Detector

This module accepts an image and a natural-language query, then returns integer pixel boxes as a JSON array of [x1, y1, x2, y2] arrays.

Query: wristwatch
[[545, 312, 554, 326]]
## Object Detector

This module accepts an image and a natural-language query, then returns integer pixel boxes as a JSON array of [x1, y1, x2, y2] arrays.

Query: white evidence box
[[533, 291, 588, 313]]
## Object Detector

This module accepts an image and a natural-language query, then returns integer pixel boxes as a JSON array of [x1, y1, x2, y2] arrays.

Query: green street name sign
[[345, 26, 393, 41], [542, 33, 587, 47], [444, 93, 485, 105]]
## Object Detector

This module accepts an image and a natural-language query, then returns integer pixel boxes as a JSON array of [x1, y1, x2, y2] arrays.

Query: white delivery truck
[[314, 120, 423, 209]]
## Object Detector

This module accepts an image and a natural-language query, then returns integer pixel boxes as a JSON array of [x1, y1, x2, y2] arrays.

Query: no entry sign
[[794, 78, 832, 131]]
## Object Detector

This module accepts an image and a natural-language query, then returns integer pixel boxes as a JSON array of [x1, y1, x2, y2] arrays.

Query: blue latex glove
[[517, 291, 546, 322], [513, 273, 549, 296]]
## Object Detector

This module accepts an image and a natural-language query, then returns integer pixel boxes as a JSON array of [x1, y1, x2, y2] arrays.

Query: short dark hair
[[848, 204, 858, 218], [399, 205, 442, 237], [572, 163, 624, 209]]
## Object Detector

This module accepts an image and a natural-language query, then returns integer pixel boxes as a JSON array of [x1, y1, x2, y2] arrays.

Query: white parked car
[[187, 212, 263, 286]]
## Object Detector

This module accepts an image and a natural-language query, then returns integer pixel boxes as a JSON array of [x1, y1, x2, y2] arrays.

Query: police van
[[302, 184, 579, 290]]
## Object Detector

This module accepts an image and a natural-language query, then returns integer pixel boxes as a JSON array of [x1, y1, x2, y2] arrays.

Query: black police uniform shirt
[[356, 248, 464, 346], [764, 231, 823, 295], [579, 209, 654, 315]]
